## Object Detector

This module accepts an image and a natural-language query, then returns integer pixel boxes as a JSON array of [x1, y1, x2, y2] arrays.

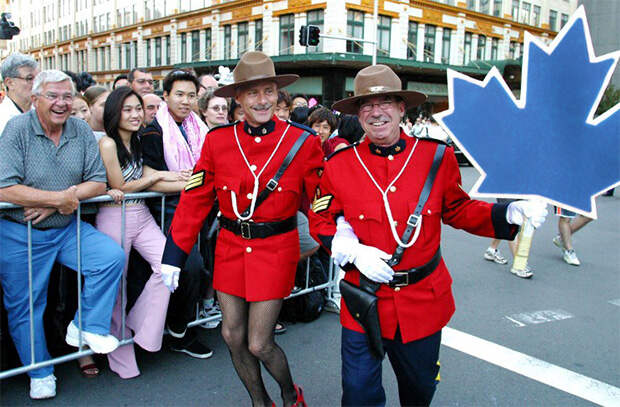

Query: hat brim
[[332, 90, 427, 115], [214, 74, 300, 97]]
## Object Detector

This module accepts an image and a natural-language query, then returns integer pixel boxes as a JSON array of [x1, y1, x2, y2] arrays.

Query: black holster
[[339, 275, 384, 359]]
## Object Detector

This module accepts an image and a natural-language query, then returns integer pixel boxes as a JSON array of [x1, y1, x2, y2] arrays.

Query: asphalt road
[[1, 166, 618, 406]]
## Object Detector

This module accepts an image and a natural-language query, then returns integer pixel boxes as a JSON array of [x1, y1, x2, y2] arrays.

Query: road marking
[[505, 309, 574, 326], [442, 327, 620, 407], [608, 299, 620, 307]]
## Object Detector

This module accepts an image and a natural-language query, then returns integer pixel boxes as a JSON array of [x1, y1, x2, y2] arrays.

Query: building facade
[[5, 0, 577, 106]]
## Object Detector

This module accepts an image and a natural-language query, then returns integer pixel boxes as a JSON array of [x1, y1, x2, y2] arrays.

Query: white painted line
[[504, 316, 526, 327], [442, 327, 620, 407], [506, 309, 574, 325], [608, 299, 620, 307]]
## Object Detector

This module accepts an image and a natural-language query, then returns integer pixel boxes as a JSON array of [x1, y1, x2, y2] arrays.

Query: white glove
[[161, 264, 180, 292], [506, 199, 548, 228], [331, 216, 359, 267]]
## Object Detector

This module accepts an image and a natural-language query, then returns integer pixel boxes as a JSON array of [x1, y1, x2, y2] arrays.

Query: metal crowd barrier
[[0, 191, 340, 380]]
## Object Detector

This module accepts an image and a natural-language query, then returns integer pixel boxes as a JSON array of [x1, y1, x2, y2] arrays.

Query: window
[[132, 40, 138, 68], [255, 19, 263, 51], [464, 32, 472, 64], [346, 10, 364, 54], [191, 30, 200, 61], [549, 10, 557, 31], [180, 32, 187, 62], [279, 14, 294, 55], [155, 37, 161, 65], [560, 13, 568, 28], [533, 5, 541, 26], [205, 28, 212, 60], [480, 0, 490, 14], [407, 21, 418, 60], [423, 24, 436, 62], [442, 28, 451, 64], [238, 22, 248, 56], [477, 35, 486, 60], [521, 2, 530, 24], [511, 0, 519, 21], [467, 0, 476, 10], [224, 25, 231, 59], [509, 41, 516, 58], [146, 38, 151, 66], [94, 48, 98, 71], [165, 35, 171, 65], [491, 37, 498, 59], [377, 15, 391, 57], [306, 9, 324, 53]]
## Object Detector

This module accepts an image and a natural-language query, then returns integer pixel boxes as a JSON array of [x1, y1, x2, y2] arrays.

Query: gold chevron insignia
[[312, 194, 333, 213], [185, 170, 205, 192]]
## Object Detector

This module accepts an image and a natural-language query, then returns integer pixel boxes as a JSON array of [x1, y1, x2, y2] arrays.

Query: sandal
[[78, 357, 100, 378], [274, 321, 287, 335]]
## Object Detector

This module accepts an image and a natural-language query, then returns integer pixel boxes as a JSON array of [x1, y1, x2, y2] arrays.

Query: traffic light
[[0, 13, 20, 40], [308, 25, 320, 46], [299, 25, 309, 46]]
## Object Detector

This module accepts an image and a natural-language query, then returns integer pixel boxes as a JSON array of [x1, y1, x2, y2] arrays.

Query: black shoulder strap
[[387, 143, 446, 267], [241, 131, 311, 218]]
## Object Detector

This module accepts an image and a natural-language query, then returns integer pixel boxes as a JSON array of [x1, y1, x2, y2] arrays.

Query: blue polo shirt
[[0, 109, 106, 229]]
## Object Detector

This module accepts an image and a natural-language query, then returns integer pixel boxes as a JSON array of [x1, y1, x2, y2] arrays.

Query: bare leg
[[570, 215, 593, 235], [489, 239, 501, 250], [558, 217, 573, 251], [507, 237, 518, 258], [248, 300, 297, 407], [218, 292, 271, 407]]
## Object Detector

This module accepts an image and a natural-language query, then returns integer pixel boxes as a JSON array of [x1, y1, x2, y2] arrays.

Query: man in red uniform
[[308, 64, 547, 406], [161, 52, 322, 407]]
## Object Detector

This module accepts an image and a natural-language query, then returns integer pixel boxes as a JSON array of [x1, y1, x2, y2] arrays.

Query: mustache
[[366, 115, 390, 123], [252, 103, 272, 110]]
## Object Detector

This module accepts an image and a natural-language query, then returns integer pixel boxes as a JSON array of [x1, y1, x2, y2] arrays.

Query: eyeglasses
[[13, 75, 35, 82], [135, 78, 154, 85], [359, 99, 395, 113], [41, 92, 73, 103], [209, 105, 228, 112]]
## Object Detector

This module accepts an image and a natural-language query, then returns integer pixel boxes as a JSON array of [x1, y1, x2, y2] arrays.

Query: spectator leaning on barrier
[[142, 93, 163, 126], [0, 53, 39, 135], [97, 87, 181, 379], [128, 68, 154, 97], [308, 64, 548, 406], [0, 70, 125, 400], [139, 69, 213, 359]]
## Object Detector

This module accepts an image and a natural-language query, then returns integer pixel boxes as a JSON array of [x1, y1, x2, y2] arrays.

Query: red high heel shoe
[[292, 384, 307, 407]]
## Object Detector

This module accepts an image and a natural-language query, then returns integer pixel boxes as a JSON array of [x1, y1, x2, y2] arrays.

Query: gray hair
[[1, 52, 38, 80], [32, 70, 76, 96]]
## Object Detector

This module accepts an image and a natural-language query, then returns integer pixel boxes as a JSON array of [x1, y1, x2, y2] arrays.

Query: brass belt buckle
[[392, 271, 409, 287], [240, 221, 252, 239]]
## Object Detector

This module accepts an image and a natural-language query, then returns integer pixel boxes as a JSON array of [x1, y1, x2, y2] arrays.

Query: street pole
[[372, 0, 378, 65]]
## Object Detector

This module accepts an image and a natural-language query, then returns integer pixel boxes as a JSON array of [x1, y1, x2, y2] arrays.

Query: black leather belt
[[219, 215, 297, 240], [388, 248, 442, 288]]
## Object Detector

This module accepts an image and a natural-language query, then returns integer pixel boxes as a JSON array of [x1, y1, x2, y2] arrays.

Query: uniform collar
[[244, 119, 275, 137], [368, 138, 406, 157]]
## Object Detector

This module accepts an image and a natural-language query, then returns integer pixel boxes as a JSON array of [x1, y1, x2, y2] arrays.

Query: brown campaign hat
[[214, 51, 299, 97], [332, 64, 426, 114]]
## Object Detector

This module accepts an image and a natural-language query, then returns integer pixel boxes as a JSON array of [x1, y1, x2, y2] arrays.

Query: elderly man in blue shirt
[[0, 70, 124, 400]]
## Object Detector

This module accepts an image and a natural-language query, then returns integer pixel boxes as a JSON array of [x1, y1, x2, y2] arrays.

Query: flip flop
[[78, 362, 100, 378]]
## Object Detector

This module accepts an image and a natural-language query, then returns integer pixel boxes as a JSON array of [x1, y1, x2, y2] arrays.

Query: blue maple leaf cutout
[[435, 6, 620, 218]]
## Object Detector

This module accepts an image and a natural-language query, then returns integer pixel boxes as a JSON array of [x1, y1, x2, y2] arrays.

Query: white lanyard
[[353, 138, 422, 248], [230, 123, 291, 221]]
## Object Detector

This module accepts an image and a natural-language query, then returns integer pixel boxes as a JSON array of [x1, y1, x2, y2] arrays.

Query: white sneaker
[[65, 321, 119, 354], [552, 235, 564, 251], [483, 248, 508, 264], [30, 374, 56, 399], [324, 295, 341, 314], [510, 265, 533, 279], [198, 303, 222, 329], [563, 249, 581, 266]]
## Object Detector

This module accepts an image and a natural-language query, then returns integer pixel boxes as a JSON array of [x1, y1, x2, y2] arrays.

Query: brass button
[[389, 186, 397, 192], [355, 313, 360, 318], [388, 155, 394, 160], [394, 287, 401, 292], [223, 186, 228, 190], [247, 193, 253, 199], [358, 214, 365, 220], [427, 209, 431, 214], [246, 247, 252, 253], [277, 186, 282, 192], [255, 137, 262, 143], [250, 164, 257, 171]]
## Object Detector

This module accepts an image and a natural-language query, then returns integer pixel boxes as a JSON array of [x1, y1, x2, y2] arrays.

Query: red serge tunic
[[162, 117, 324, 301], [308, 132, 518, 343]]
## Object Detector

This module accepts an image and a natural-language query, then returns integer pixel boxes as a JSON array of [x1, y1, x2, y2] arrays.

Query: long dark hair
[[103, 87, 143, 167]]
